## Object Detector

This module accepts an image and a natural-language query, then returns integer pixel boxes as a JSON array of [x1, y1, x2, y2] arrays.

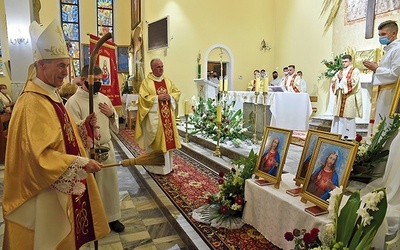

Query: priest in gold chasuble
[[136, 58, 181, 175], [2, 19, 109, 250]]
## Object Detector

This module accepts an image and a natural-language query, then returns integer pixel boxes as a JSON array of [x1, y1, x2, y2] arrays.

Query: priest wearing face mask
[[363, 20, 400, 129], [65, 65, 125, 233]]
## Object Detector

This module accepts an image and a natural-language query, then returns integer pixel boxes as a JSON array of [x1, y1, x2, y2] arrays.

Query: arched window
[[60, 0, 80, 76], [97, 0, 113, 37]]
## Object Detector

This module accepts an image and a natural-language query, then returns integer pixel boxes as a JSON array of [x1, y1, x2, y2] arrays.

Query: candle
[[219, 77, 223, 92], [216, 105, 222, 123], [263, 77, 269, 92], [255, 78, 260, 93], [223, 78, 228, 92], [184, 100, 189, 115]]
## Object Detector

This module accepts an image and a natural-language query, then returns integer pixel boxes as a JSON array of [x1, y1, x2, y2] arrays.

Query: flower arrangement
[[188, 97, 248, 143], [193, 150, 257, 228], [285, 186, 387, 250], [352, 114, 400, 180], [284, 228, 321, 250], [319, 52, 345, 81]]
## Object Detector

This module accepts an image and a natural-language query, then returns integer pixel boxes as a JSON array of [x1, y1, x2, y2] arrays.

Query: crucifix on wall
[[365, 0, 376, 39]]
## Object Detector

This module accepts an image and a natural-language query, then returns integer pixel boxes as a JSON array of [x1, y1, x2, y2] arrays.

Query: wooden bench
[[0, 113, 11, 163]]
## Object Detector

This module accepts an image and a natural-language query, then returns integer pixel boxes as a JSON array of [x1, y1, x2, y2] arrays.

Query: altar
[[243, 174, 331, 249], [226, 91, 312, 132]]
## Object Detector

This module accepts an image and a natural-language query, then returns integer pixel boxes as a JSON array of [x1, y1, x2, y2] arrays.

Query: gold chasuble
[[135, 73, 181, 153], [3, 81, 108, 249]]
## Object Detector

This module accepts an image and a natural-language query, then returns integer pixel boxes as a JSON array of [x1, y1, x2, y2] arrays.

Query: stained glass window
[[97, 0, 113, 37], [60, 0, 80, 76]]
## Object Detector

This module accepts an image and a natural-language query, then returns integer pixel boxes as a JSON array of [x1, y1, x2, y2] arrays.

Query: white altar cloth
[[243, 173, 331, 249], [270, 92, 312, 131]]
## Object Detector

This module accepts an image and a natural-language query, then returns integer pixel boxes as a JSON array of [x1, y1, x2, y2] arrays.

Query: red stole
[[49, 100, 96, 249], [338, 67, 355, 117], [154, 79, 177, 151]]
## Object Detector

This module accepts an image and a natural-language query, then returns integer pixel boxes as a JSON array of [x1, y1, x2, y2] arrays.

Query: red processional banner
[[89, 34, 122, 107]]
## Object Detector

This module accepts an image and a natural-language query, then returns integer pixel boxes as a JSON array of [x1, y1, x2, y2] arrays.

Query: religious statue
[[129, 26, 144, 93]]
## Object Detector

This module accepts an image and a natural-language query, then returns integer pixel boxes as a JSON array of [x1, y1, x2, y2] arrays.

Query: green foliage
[[353, 114, 400, 178], [319, 52, 345, 81], [206, 149, 258, 222], [336, 191, 360, 246], [188, 97, 248, 142]]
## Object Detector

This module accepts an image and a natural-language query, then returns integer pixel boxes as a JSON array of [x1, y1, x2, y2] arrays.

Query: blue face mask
[[379, 36, 391, 45]]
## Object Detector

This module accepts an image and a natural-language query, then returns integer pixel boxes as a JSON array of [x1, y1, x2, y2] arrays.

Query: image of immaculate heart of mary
[[0, 0, 399, 249]]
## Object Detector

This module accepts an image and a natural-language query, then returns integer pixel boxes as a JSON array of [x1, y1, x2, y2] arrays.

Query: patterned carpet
[[117, 128, 282, 250]]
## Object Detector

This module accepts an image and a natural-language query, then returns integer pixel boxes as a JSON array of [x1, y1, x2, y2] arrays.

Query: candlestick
[[223, 78, 228, 92], [263, 77, 269, 93], [184, 114, 189, 143], [184, 100, 189, 115], [255, 78, 260, 93], [213, 121, 222, 157], [216, 105, 222, 123], [219, 77, 223, 92]]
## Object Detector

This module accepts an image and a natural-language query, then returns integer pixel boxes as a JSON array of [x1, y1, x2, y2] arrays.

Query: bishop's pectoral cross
[[365, 0, 376, 39]]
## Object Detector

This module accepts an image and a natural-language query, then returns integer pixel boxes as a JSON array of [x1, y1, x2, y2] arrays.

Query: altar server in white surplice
[[330, 54, 362, 140], [66, 65, 125, 233], [363, 20, 400, 130]]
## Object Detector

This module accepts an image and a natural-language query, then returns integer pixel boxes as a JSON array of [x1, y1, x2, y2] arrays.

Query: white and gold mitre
[[29, 19, 69, 61]]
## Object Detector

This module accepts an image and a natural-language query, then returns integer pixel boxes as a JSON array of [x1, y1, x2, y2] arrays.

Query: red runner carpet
[[117, 128, 282, 250]]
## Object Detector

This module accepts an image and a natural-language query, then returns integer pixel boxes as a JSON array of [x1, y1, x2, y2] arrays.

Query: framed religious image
[[131, 0, 141, 30], [294, 130, 341, 186], [117, 46, 129, 73], [389, 77, 400, 116], [300, 137, 358, 210], [254, 126, 292, 189], [354, 49, 376, 72]]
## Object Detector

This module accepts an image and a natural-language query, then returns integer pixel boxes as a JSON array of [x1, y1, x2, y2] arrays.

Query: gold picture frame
[[389, 77, 400, 117], [300, 137, 358, 210], [354, 49, 377, 73], [254, 126, 292, 189], [294, 130, 341, 186]]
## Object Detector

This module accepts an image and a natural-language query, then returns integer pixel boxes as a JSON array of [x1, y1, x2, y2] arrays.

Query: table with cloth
[[242, 174, 331, 249], [269, 92, 312, 131]]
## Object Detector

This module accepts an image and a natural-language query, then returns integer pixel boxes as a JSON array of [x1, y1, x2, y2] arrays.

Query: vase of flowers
[[192, 150, 258, 229], [351, 114, 400, 182], [188, 97, 248, 143], [284, 228, 321, 250], [284, 186, 387, 250], [318, 52, 345, 81]]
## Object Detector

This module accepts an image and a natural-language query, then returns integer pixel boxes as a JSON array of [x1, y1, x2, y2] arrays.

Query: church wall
[[332, 1, 400, 54], [141, 0, 335, 116], [0, 0, 11, 87], [273, 0, 333, 115], [141, 0, 276, 111]]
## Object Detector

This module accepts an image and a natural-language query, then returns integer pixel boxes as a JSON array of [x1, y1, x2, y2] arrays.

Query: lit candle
[[255, 78, 260, 93], [216, 105, 222, 123], [263, 77, 269, 92], [223, 78, 228, 92], [219, 77, 223, 92], [184, 100, 189, 115]]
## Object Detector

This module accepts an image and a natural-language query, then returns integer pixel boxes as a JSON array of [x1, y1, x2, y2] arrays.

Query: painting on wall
[[117, 46, 129, 73], [131, 0, 141, 30], [346, 0, 400, 23]]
